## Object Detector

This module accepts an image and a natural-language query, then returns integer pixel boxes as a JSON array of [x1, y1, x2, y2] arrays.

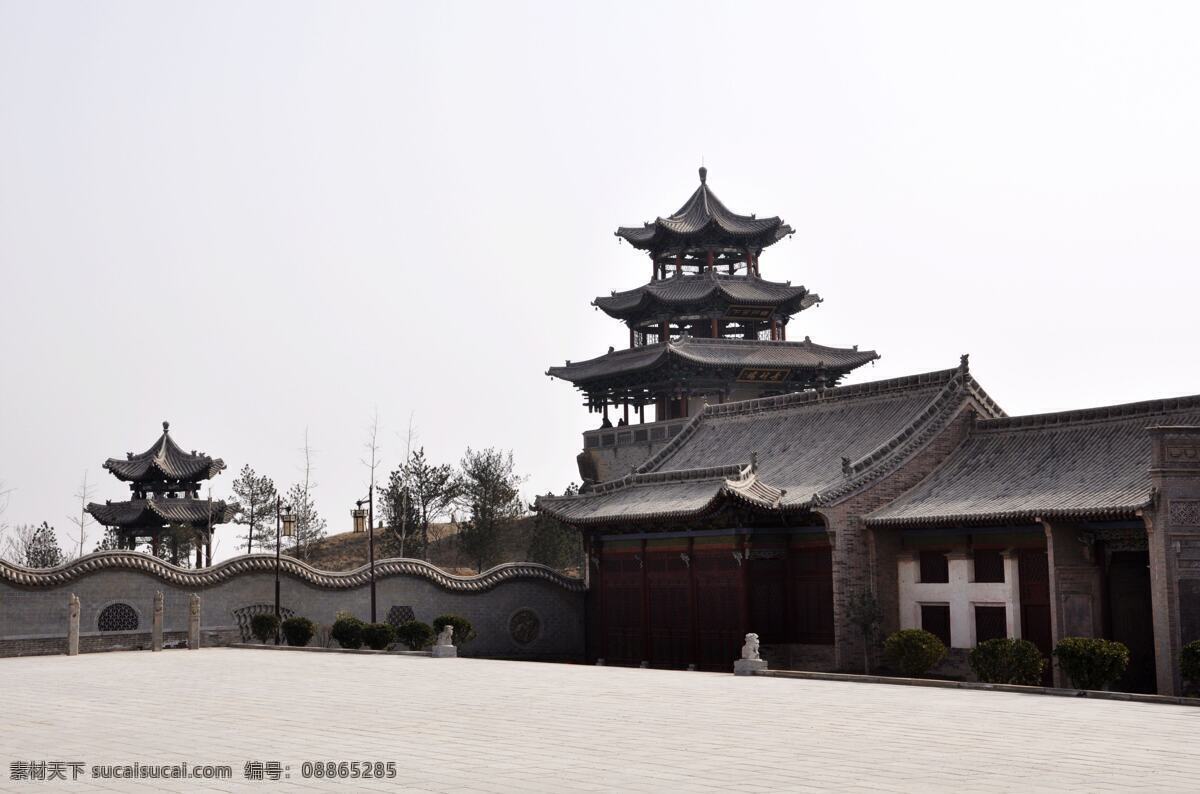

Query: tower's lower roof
[[547, 336, 878, 386], [87, 497, 236, 530]]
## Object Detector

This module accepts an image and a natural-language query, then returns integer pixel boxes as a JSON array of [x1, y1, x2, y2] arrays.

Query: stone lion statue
[[741, 633, 760, 661], [436, 625, 454, 647]]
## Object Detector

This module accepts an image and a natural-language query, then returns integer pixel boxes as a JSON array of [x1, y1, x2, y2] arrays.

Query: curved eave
[[864, 502, 1150, 529], [592, 277, 817, 320], [547, 339, 880, 387]]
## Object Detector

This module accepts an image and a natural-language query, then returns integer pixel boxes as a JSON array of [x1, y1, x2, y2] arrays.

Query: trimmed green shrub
[[883, 629, 947, 677], [1053, 637, 1129, 691], [395, 620, 435, 651], [250, 613, 280, 644], [432, 614, 476, 647], [1182, 640, 1200, 692], [331, 615, 365, 650], [281, 616, 315, 647], [968, 638, 1045, 685], [362, 622, 397, 651]]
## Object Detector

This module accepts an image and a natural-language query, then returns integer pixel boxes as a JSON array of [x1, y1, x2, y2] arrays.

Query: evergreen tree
[[25, 521, 65, 568], [94, 526, 123, 551], [457, 448, 524, 573], [380, 466, 420, 557], [230, 465, 277, 554], [405, 448, 460, 560], [527, 484, 582, 570], [285, 481, 326, 560]]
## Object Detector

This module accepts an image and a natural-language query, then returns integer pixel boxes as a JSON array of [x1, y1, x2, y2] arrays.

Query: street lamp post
[[274, 496, 295, 642], [351, 485, 376, 622]]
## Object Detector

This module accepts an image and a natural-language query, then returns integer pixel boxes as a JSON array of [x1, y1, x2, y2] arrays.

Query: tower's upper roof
[[102, 422, 225, 484], [615, 168, 794, 253]]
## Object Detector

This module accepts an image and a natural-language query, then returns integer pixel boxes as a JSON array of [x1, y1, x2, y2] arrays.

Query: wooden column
[[770, 319, 778, 340], [745, 248, 753, 274], [629, 327, 635, 349], [152, 531, 161, 558], [638, 403, 645, 423], [640, 539, 650, 666], [706, 249, 714, 270], [710, 318, 719, 338], [205, 536, 212, 567], [739, 534, 750, 639], [675, 253, 682, 276], [595, 536, 607, 662], [623, 402, 629, 425], [661, 321, 669, 342], [688, 537, 699, 667]]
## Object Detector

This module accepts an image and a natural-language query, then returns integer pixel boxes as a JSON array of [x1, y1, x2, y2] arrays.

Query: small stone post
[[188, 594, 201, 650], [432, 624, 457, 658], [67, 593, 80, 656], [733, 632, 768, 676], [151, 591, 164, 652]]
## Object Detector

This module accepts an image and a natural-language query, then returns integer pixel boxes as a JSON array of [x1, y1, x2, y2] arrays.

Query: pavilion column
[[205, 536, 212, 568], [661, 321, 669, 343], [195, 534, 203, 567], [710, 318, 719, 338], [623, 403, 629, 425], [706, 248, 714, 271], [629, 327, 634, 348], [152, 532, 160, 558], [675, 253, 682, 276], [745, 247, 752, 274]]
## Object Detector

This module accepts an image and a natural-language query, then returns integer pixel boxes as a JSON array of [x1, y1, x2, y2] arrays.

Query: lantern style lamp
[[282, 509, 296, 539], [351, 506, 368, 533]]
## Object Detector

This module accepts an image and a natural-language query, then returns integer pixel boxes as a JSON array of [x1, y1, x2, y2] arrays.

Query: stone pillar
[[946, 552, 972, 648], [152, 591, 164, 652], [1001, 549, 1022, 640], [1146, 426, 1200, 696], [1042, 519, 1103, 687], [188, 594, 201, 650], [67, 593, 80, 656]]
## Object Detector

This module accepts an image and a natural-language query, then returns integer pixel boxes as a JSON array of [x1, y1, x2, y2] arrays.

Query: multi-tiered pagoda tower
[[86, 422, 235, 567], [548, 168, 879, 450]]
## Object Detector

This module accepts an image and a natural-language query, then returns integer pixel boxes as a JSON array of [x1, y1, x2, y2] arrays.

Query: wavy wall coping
[[0, 551, 586, 593]]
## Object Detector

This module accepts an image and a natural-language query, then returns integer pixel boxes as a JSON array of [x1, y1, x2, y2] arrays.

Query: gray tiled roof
[[546, 337, 879, 384], [594, 271, 818, 318], [87, 497, 236, 529], [615, 168, 794, 251], [538, 363, 1001, 525], [103, 422, 225, 483], [867, 396, 1200, 527]]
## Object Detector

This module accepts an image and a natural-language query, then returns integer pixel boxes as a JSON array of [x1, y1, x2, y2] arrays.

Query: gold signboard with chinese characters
[[725, 305, 773, 320], [737, 368, 790, 383]]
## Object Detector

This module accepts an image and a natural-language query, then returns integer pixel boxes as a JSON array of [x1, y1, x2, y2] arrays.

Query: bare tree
[[361, 407, 383, 500], [287, 428, 326, 560], [65, 470, 95, 558], [1, 523, 36, 564]]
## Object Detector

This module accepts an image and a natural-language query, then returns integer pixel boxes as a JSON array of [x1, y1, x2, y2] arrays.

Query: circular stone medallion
[[509, 608, 541, 645]]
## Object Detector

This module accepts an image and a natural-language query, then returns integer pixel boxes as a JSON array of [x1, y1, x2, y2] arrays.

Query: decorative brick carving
[[1169, 500, 1200, 528], [509, 609, 541, 645]]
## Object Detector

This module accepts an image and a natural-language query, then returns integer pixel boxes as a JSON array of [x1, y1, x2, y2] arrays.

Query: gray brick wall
[[1, 563, 585, 660]]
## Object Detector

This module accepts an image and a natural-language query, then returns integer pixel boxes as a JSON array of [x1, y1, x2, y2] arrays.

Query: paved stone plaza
[[2, 649, 1199, 792]]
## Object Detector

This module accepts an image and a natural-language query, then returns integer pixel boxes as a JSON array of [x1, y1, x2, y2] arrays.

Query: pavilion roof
[[546, 336, 878, 386], [86, 497, 236, 530], [594, 271, 819, 319], [866, 396, 1200, 528], [615, 168, 793, 253], [102, 422, 225, 484], [538, 362, 1002, 526]]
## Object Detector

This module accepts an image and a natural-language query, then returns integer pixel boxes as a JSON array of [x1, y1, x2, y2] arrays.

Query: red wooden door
[[748, 555, 791, 643], [1018, 549, 1053, 685], [694, 551, 742, 671], [646, 551, 691, 668], [601, 553, 644, 666], [793, 546, 834, 644]]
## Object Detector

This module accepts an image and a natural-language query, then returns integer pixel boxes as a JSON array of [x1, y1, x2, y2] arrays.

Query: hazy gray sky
[[2, 2, 1198, 558]]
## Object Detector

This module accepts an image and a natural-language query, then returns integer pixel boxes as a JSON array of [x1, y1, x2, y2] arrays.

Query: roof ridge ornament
[[162, 420, 170, 433], [699, 165, 707, 184], [959, 353, 970, 375]]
